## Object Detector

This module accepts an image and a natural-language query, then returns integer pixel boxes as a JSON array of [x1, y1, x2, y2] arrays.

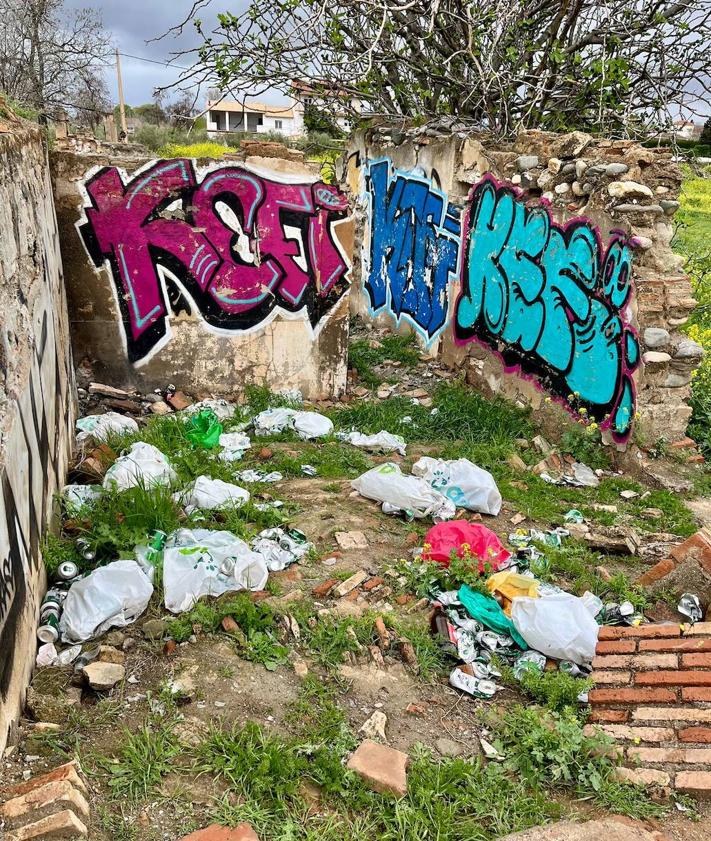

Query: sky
[[64, 0, 254, 108]]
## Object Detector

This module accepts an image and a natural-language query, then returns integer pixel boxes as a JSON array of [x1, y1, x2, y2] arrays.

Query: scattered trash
[[459, 584, 528, 649], [564, 509, 584, 524], [293, 411, 334, 440], [423, 521, 511, 571], [513, 650, 547, 679], [218, 431, 251, 462], [352, 463, 456, 521], [62, 484, 102, 515], [412, 457, 502, 515], [449, 666, 499, 698], [486, 570, 539, 615], [479, 736, 503, 760], [253, 408, 333, 439], [103, 443, 177, 491], [301, 464, 318, 476], [76, 412, 138, 444], [678, 593, 703, 624], [511, 592, 600, 665], [337, 430, 407, 455], [59, 560, 154, 643], [175, 476, 250, 513], [540, 460, 599, 488], [234, 469, 283, 483], [184, 399, 236, 420], [162, 529, 268, 613], [185, 409, 223, 449], [36, 643, 58, 667], [601, 600, 642, 626], [251, 527, 312, 571]]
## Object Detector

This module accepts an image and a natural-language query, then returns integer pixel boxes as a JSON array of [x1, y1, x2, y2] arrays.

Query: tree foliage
[[0, 0, 111, 119], [168, 0, 711, 138]]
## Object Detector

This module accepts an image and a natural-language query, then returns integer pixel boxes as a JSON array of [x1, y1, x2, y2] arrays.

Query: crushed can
[[678, 593, 702, 624], [75, 537, 95, 561], [513, 650, 547, 679], [449, 666, 498, 699], [56, 561, 79, 581], [559, 660, 583, 678]]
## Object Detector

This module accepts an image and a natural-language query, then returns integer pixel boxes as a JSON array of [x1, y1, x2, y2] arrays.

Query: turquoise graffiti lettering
[[454, 177, 639, 440]]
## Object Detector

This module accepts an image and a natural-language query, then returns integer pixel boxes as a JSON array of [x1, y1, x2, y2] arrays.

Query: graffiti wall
[[355, 140, 660, 443], [78, 160, 350, 364], [0, 125, 75, 752]]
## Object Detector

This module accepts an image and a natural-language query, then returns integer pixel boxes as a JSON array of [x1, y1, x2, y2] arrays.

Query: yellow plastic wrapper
[[486, 571, 539, 616]]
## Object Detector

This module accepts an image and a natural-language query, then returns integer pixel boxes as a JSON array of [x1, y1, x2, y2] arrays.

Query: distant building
[[673, 120, 703, 141], [125, 117, 143, 136], [290, 79, 366, 133], [206, 98, 305, 138]]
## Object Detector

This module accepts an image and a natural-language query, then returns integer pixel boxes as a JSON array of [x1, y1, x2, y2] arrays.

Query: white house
[[290, 79, 366, 133], [206, 98, 305, 139]]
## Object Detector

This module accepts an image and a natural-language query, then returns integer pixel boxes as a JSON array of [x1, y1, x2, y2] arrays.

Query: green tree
[[701, 116, 711, 145]]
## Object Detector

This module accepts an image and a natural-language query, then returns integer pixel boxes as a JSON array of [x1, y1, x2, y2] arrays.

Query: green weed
[[501, 665, 592, 714], [41, 532, 83, 577], [348, 333, 421, 387], [559, 425, 611, 470], [166, 593, 275, 643]]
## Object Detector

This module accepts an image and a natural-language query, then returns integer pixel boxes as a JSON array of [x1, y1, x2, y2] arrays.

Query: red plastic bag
[[422, 521, 511, 573]]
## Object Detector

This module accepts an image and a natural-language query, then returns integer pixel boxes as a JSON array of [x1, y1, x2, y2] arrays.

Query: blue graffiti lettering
[[454, 177, 639, 439], [365, 159, 460, 343]]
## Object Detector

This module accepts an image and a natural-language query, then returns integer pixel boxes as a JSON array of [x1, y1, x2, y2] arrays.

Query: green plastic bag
[[185, 410, 223, 449], [458, 584, 528, 649]]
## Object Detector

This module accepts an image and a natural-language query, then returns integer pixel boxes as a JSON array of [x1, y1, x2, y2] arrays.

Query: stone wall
[[51, 147, 354, 399], [0, 121, 75, 753], [343, 127, 701, 445]]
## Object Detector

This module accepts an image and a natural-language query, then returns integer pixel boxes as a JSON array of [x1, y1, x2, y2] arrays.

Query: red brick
[[633, 707, 711, 723], [595, 640, 636, 655], [627, 747, 711, 764], [589, 687, 676, 705], [675, 771, 711, 796], [2, 780, 89, 825], [637, 558, 676, 586], [588, 709, 629, 723], [591, 653, 678, 670], [679, 727, 711, 743], [682, 687, 711, 702], [6, 763, 86, 798], [587, 724, 674, 742], [681, 653, 711, 667], [346, 739, 409, 797], [5, 809, 88, 840], [670, 529, 711, 571], [166, 390, 193, 410], [682, 622, 711, 636], [639, 637, 711, 652], [636, 670, 711, 686], [598, 624, 680, 640], [615, 767, 670, 787], [180, 824, 259, 841], [312, 578, 338, 598], [593, 670, 631, 685], [363, 576, 385, 591]]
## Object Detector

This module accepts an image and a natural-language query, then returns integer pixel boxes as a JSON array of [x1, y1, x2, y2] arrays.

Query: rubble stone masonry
[[589, 622, 711, 796]]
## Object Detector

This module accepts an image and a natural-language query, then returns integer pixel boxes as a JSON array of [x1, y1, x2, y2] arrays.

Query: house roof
[[207, 99, 295, 119]]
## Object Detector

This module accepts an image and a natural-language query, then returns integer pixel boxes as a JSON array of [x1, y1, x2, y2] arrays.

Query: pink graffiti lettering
[[80, 160, 349, 362]]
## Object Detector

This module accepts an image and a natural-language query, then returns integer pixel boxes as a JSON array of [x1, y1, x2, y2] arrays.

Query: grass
[[348, 332, 422, 387], [500, 664, 593, 714]]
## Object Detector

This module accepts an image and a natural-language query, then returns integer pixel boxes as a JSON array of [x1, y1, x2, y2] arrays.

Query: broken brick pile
[[588, 622, 711, 797], [637, 527, 711, 589], [0, 761, 89, 840]]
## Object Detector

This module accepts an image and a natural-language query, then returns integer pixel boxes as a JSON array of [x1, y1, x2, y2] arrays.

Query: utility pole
[[116, 48, 128, 140]]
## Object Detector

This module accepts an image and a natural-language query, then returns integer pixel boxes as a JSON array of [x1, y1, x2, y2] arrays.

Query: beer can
[[75, 538, 95, 561], [56, 561, 79, 581], [37, 613, 60, 643]]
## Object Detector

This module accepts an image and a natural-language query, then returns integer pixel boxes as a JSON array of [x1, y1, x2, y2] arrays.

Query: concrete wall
[[0, 122, 75, 753], [344, 128, 701, 445], [51, 148, 353, 399]]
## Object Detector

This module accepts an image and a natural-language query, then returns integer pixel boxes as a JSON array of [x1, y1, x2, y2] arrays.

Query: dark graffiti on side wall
[[364, 165, 639, 441], [79, 160, 350, 364]]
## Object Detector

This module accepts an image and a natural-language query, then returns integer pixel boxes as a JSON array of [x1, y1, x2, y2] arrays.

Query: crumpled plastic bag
[[234, 469, 283, 483], [185, 410, 223, 449], [103, 442, 177, 491], [76, 412, 138, 444], [62, 484, 102, 515], [59, 560, 154, 642], [162, 528, 269, 613], [253, 407, 333, 440], [458, 584, 528, 649], [486, 570, 539, 616], [337, 430, 407, 455], [174, 476, 250, 513], [219, 431, 251, 462], [184, 399, 236, 421], [511, 592, 600, 665], [412, 457, 502, 515], [423, 521, 511, 571], [351, 463, 455, 520]]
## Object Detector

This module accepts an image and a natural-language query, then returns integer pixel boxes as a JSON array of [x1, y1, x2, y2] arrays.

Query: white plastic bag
[[59, 560, 154, 642], [162, 528, 269, 613], [219, 431, 251, 462], [234, 469, 283, 483], [511, 593, 600, 665], [251, 527, 312, 572], [103, 442, 177, 492], [62, 484, 102, 515], [293, 411, 333, 440], [412, 457, 502, 515], [337, 430, 407, 455], [76, 412, 138, 444], [184, 399, 236, 420], [351, 463, 456, 520], [254, 407, 296, 436], [175, 476, 250, 513]]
